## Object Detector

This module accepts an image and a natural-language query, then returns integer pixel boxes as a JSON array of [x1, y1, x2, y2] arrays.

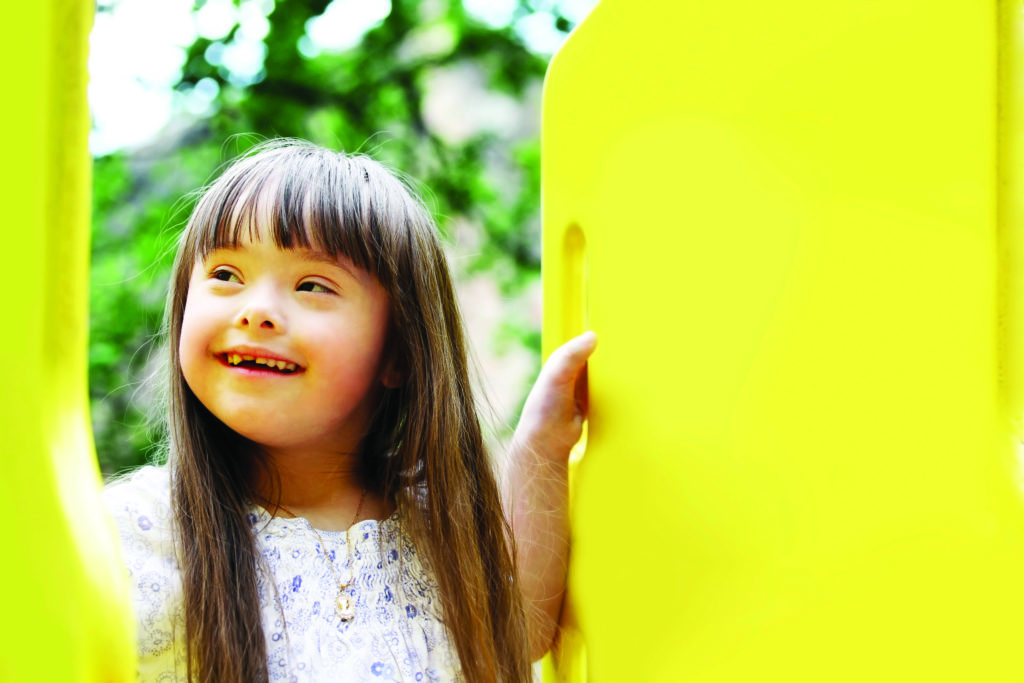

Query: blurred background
[[89, 0, 598, 477]]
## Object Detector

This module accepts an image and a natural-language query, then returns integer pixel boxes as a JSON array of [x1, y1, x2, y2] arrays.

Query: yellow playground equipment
[[1, 1, 135, 680], [543, 0, 1024, 681], [7, 0, 1024, 681]]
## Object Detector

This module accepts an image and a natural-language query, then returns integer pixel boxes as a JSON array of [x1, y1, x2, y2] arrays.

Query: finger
[[544, 331, 598, 387], [566, 330, 597, 361]]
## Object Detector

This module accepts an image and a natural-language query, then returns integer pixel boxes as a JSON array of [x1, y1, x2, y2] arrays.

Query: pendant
[[336, 593, 355, 621]]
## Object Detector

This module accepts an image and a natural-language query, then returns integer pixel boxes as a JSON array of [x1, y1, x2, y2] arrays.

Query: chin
[[210, 412, 292, 448], [229, 425, 304, 450]]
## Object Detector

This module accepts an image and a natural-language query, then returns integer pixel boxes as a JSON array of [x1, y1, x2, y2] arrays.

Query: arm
[[504, 331, 597, 661]]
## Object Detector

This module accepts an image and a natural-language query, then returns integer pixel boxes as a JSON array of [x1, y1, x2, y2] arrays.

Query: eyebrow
[[296, 249, 342, 267], [295, 249, 360, 279], [206, 245, 360, 278]]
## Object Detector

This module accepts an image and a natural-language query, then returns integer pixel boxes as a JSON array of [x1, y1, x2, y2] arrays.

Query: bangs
[[187, 145, 381, 273]]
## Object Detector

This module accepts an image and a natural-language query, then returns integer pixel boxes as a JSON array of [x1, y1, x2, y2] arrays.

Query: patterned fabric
[[103, 466, 462, 682]]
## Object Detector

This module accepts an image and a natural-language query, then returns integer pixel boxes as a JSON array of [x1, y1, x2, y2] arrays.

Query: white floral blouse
[[103, 466, 462, 682]]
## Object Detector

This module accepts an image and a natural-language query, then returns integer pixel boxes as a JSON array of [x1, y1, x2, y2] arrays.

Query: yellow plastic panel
[[542, 1, 1024, 681], [0, 2, 136, 680]]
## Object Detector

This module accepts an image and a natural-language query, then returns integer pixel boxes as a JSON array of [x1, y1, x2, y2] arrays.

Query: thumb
[[541, 331, 597, 390]]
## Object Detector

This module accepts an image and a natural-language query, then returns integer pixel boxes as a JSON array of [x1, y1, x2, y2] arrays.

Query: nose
[[233, 288, 284, 332]]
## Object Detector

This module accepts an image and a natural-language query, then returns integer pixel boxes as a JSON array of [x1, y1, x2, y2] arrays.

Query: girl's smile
[[217, 345, 303, 374], [178, 229, 394, 454]]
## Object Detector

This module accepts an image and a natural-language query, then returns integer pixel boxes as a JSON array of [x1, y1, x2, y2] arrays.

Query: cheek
[[313, 319, 389, 388], [178, 330, 197, 389], [178, 297, 209, 388]]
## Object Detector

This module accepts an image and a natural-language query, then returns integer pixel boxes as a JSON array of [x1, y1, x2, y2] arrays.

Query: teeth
[[226, 353, 298, 372]]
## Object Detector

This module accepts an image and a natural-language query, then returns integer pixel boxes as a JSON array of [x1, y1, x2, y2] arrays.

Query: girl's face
[[178, 228, 394, 455]]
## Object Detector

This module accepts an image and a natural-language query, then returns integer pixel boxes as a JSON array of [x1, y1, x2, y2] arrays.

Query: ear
[[380, 355, 405, 389]]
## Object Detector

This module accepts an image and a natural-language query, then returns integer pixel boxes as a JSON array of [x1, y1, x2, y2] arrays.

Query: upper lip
[[217, 345, 304, 369]]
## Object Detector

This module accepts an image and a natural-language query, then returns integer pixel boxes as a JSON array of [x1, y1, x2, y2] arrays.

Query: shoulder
[[103, 465, 172, 526], [103, 465, 176, 570], [105, 466, 187, 674]]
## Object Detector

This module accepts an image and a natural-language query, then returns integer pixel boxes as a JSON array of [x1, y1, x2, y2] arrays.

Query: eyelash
[[209, 268, 336, 295], [211, 268, 239, 283], [297, 281, 336, 295]]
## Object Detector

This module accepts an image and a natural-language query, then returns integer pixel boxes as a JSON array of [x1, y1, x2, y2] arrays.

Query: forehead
[[185, 153, 384, 282], [202, 231, 361, 274], [201, 182, 341, 254]]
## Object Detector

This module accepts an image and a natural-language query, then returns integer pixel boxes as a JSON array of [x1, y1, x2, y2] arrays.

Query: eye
[[297, 280, 336, 295], [210, 268, 241, 283]]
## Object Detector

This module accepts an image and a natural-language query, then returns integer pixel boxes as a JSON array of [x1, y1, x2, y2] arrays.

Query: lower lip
[[217, 356, 302, 377]]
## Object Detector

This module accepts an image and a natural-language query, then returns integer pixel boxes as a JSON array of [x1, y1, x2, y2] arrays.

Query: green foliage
[[90, 0, 581, 475]]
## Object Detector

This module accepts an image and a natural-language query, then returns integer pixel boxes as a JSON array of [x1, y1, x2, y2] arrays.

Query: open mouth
[[220, 353, 301, 374]]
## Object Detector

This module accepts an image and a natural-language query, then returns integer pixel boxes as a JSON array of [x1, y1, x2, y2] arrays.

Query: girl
[[103, 139, 595, 682]]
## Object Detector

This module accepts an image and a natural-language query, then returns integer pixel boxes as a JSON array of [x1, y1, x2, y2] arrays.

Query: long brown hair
[[164, 139, 530, 681]]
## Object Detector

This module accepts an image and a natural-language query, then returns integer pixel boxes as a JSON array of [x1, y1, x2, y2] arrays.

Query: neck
[[251, 446, 392, 530]]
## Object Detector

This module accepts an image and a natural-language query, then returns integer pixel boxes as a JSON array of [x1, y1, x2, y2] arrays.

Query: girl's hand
[[511, 331, 598, 463], [504, 331, 596, 660]]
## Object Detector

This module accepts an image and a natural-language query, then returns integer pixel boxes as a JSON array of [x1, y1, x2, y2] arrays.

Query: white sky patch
[[89, 0, 276, 155], [554, 0, 599, 24], [180, 77, 221, 117], [88, 0, 196, 155], [239, 1, 272, 41], [462, 0, 517, 28], [195, 0, 271, 88], [464, 0, 600, 38], [195, 0, 238, 40], [299, 0, 392, 57], [221, 38, 268, 87], [88, 0, 598, 156], [514, 11, 565, 55]]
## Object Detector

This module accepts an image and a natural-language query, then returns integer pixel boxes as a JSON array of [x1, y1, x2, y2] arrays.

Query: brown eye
[[297, 281, 335, 294], [211, 268, 240, 283]]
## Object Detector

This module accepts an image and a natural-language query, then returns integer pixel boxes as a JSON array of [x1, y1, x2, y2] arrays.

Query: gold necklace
[[259, 491, 368, 621]]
